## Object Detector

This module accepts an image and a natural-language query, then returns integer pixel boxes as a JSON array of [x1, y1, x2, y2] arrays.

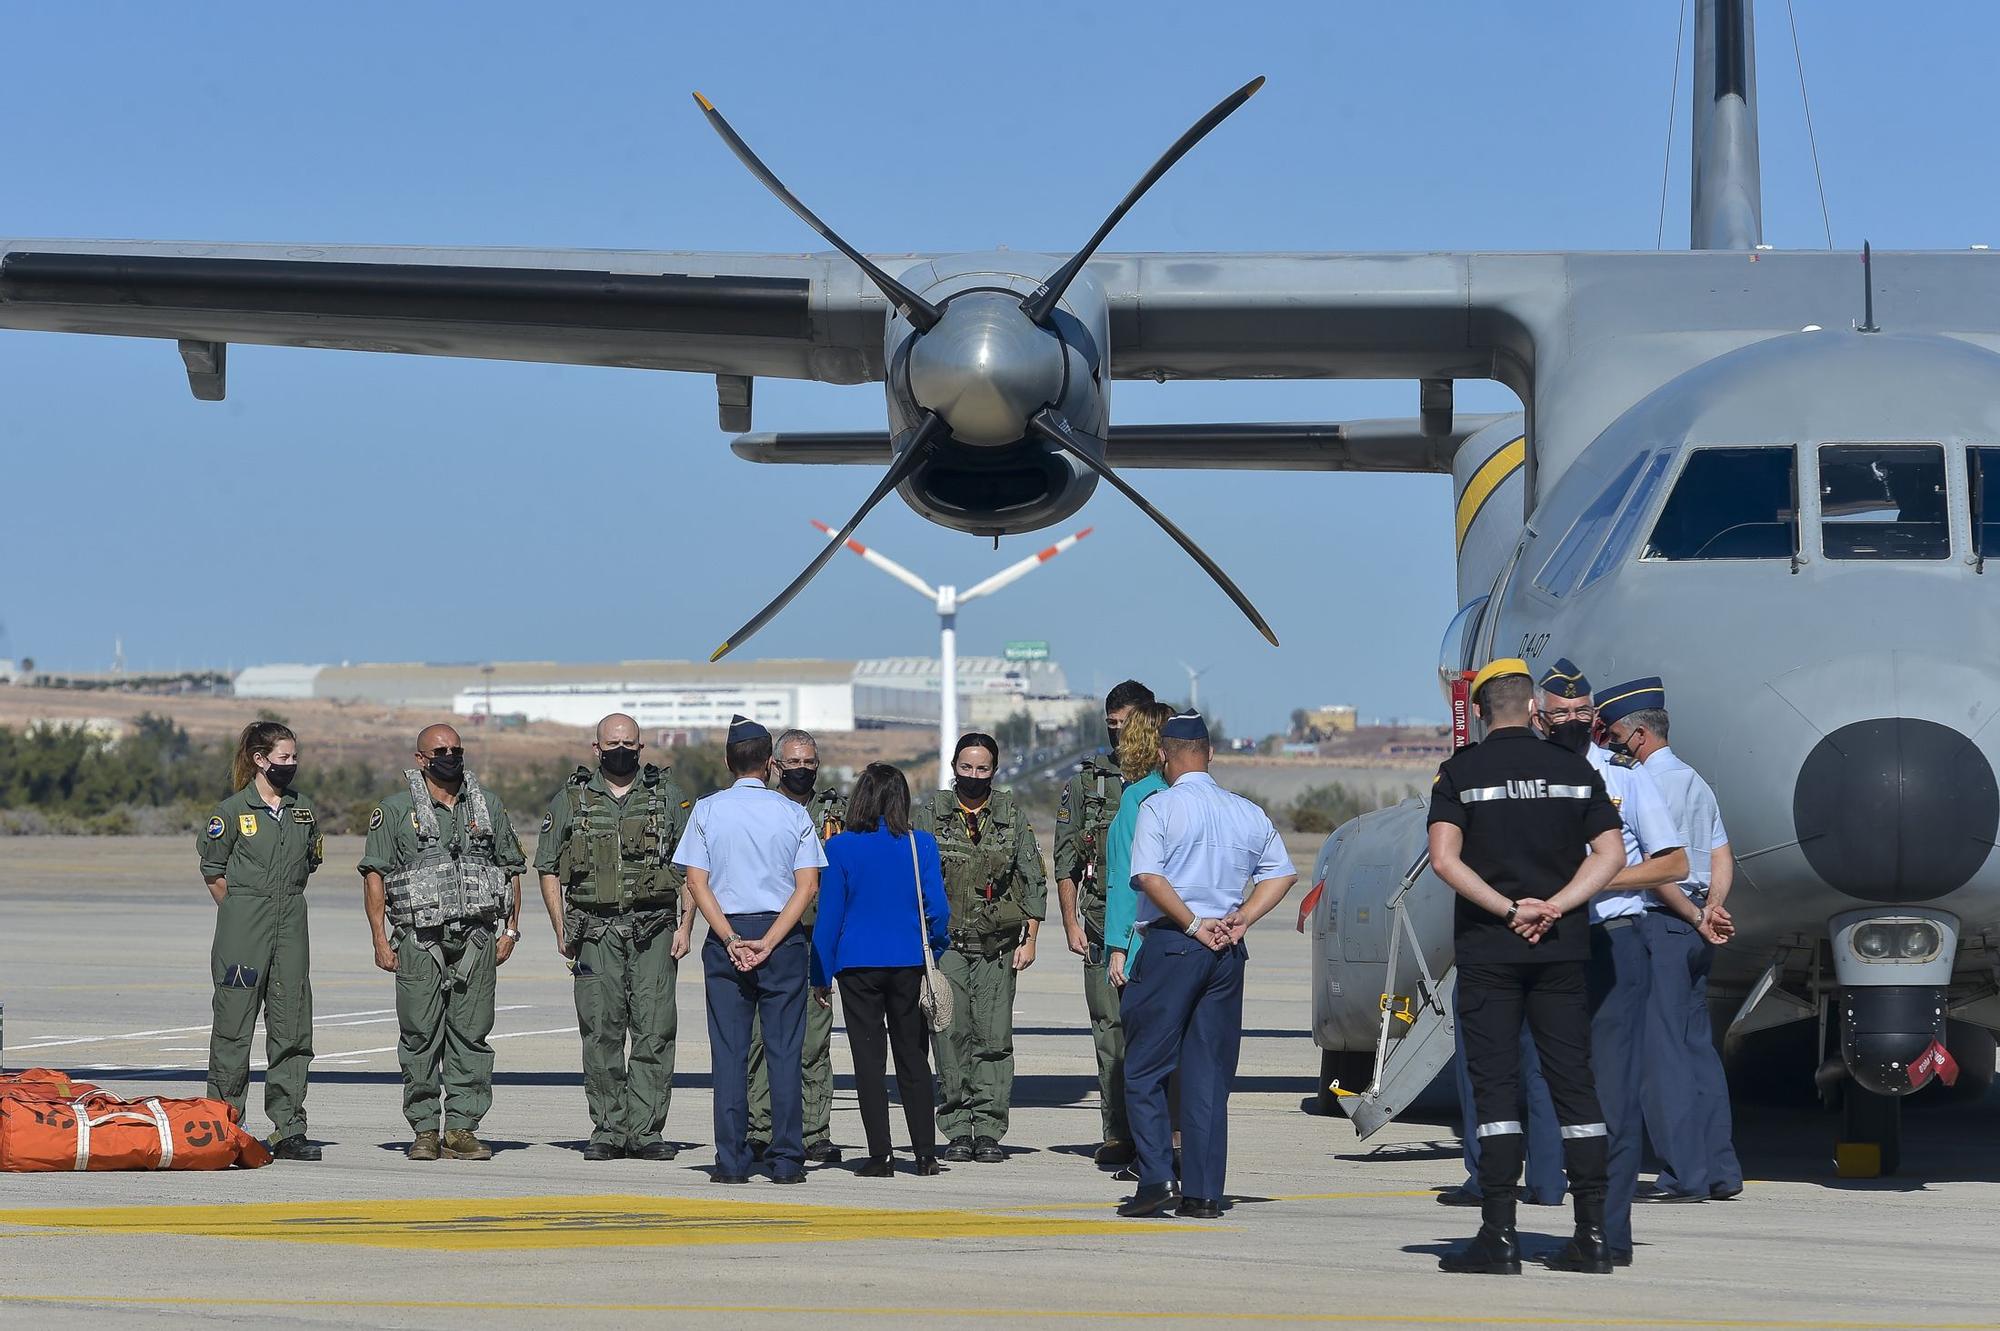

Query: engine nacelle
[[880, 252, 1108, 537]]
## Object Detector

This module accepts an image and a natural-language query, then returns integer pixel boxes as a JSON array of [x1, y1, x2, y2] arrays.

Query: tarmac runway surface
[[1, 836, 1997, 1330]]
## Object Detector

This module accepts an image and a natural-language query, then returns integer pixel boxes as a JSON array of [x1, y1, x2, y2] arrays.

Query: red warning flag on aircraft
[[1908, 1039, 1959, 1090]]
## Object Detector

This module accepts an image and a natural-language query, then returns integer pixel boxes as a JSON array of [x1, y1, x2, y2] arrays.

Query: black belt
[[1595, 916, 1641, 932]]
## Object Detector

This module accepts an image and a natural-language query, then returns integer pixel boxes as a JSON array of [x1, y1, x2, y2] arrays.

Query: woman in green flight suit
[[198, 721, 323, 1160]]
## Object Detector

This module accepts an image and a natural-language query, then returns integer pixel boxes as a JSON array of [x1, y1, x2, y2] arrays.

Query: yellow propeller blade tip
[[709, 644, 732, 663], [693, 91, 715, 112], [1246, 75, 1267, 95]]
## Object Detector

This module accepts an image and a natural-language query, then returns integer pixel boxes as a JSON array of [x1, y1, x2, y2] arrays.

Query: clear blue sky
[[5, 1, 1998, 734]]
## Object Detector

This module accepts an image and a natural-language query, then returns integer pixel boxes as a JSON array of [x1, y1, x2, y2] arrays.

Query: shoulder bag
[[910, 833, 953, 1032]]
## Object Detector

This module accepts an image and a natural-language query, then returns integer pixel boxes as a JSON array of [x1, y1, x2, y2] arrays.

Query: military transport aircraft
[[1, 0, 1995, 1171]]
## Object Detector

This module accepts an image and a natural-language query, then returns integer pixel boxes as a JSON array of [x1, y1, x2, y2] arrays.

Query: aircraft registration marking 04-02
[[0, 1195, 1179, 1251]]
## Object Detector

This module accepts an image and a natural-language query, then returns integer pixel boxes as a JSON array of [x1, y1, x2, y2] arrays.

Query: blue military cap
[[1538, 657, 1592, 700], [726, 714, 770, 744], [1162, 710, 1209, 741], [1595, 677, 1665, 725]]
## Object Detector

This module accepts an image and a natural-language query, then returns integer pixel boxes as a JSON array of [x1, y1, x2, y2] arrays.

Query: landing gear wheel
[[1314, 1048, 1375, 1116], [1840, 1084, 1902, 1176]]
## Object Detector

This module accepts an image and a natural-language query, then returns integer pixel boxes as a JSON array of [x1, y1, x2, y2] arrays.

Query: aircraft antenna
[[1656, 0, 1689, 249], [1784, 0, 1835, 248], [1859, 240, 1879, 333]]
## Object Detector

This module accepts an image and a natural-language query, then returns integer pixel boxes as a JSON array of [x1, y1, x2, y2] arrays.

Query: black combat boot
[[1438, 1223, 1521, 1275], [1546, 1189, 1614, 1274]]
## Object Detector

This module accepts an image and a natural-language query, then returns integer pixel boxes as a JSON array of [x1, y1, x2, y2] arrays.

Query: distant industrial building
[[232, 656, 1087, 734]]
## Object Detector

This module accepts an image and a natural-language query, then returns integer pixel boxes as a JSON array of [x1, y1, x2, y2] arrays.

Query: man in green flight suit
[[360, 723, 526, 1162], [1053, 679, 1154, 1168], [536, 713, 695, 1162], [199, 720, 323, 1160], [748, 728, 846, 1164], [914, 732, 1046, 1164]]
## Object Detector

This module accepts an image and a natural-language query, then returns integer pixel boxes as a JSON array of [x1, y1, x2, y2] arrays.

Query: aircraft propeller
[[696, 79, 1276, 661]]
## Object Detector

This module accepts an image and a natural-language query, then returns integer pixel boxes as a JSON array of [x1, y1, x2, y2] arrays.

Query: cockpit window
[[1580, 450, 1674, 590], [1644, 447, 1797, 560], [1970, 449, 1998, 561], [1819, 444, 1949, 560], [1533, 452, 1648, 597]]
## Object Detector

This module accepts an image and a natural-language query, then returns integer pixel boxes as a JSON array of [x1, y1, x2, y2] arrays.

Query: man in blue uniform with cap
[[675, 715, 827, 1184], [1117, 712, 1296, 1220], [1599, 678, 1743, 1203]]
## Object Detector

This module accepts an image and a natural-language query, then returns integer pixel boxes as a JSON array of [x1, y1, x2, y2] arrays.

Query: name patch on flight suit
[[238, 814, 259, 838], [206, 816, 227, 840], [293, 808, 315, 824]]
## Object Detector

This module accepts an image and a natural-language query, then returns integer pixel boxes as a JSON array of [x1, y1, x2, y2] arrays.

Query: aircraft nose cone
[[1793, 718, 1999, 901], [906, 293, 1065, 447]]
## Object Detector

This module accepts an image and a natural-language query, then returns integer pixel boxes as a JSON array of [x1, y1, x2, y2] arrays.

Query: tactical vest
[[383, 769, 511, 929], [1072, 761, 1123, 913], [556, 764, 687, 911], [925, 788, 1033, 940], [810, 788, 848, 844]]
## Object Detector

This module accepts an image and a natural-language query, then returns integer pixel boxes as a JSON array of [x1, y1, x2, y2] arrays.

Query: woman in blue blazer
[[813, 762, 951, 1176]]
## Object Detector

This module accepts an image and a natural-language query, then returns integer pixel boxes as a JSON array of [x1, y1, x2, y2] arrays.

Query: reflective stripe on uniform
[[1476, 1120, 1525, 1138], [1560, 1122, 1609, 1138], [1547, 784, 1596, 798], [1460, 787, 1510, 803]]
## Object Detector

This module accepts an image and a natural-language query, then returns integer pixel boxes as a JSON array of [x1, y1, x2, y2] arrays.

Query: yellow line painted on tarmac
[[0, 1295, 1987, 1329], [0, 1194, 1171, 1252], [1454, 435, 1526, 550], [996, 1189, 1435, 1212]]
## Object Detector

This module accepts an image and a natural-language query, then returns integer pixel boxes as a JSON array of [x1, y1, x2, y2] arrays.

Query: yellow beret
[[1470, 657, 1532, 701]]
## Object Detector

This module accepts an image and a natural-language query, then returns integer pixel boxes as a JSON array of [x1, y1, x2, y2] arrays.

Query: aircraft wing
[[0, 242, 1551, 395]]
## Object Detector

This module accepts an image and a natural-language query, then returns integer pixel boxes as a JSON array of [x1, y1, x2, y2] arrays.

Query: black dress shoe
[[712, 1172, 750, 1185], [1178, 1196, 1222, 1219], [581, 1141, 624, 1162], [269, 1135, 321, 1162], [630, 1142, 678, 1162], [1435, 1187, 1480, 1207], [1710, 1184, 1743, 1200], [856, 1157, 895, 1178], [1439, 1224, 1522, 1275], [1635, 1185, 1706, 1203], [771, 1171, 808, 1185], [805, 1140, 843, 1165], [1116, 1182, 1178, 1218], [747, 1138, 770, 1161], [1612, 1248, 1633, 1268], [972, 1136, 1005, 1163], [1112, 1164, 1139, 1182], [914, 1156, 943, 1176], [941, 1136, 974, 1163], [1545, 1226, 1614, 1274]]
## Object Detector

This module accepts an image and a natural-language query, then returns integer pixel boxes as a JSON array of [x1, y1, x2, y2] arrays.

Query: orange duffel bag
[[0, 1075, 272, 1171], [0, 1069, 102, 1103]]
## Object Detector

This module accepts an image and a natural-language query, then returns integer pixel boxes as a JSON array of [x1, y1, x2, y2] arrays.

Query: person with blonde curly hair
[[1103, 701, 1176, 988]]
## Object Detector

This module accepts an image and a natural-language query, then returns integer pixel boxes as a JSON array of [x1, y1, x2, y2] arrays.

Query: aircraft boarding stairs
[[1333, 848, 1458, 1139]]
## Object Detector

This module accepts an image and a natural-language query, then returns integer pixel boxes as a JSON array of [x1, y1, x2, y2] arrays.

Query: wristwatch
[[1504, 904, 1519, 924], [501, 926, 521, 941], [724, 933, 744, 946], [1184, 917, 1206, 937]]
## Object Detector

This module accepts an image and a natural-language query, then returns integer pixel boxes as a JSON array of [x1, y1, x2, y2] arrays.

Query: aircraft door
[[1341, 863, 1398, 963]]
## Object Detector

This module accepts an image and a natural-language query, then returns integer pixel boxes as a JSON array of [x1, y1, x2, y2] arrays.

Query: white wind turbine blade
[[811, 519, 937, 599], [959, 526, 1094, 602]]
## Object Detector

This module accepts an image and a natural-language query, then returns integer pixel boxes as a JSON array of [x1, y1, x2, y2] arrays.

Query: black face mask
[[777, 767, 818, 797], [263, 762, 299, 792], [1603, 733, 1636, 759], [1106, 724, 1123, 753], [427, 752, 465, 784], [599, 746, 641, 779], [1547, 720, 1594, 754], [955, 775, 993, 803]]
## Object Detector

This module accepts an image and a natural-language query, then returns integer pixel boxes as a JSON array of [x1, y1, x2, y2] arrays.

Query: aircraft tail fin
[[1691, 0, 1764, 249]]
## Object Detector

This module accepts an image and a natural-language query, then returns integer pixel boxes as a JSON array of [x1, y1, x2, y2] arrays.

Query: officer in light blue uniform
[[1117, 712, 1297, 1220], [674, 715, 828, 1185], [1450, 660, 1686, 1265], [1600, 679, 1744, 1202]]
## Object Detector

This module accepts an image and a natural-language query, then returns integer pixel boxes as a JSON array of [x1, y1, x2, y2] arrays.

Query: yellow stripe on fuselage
[[1454, 436, 1526, 551]]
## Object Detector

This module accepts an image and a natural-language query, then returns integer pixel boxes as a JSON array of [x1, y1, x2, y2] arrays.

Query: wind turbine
[[1180, 660, 1211, 713], [812, 519, 1092, 788]]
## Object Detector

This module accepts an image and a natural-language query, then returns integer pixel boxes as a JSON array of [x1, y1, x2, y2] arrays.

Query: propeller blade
[[1028, 408, 1278, 646], [692, 92, 943, 332], [710, 413, 949, 661], [1021, 76, 1264, 327]]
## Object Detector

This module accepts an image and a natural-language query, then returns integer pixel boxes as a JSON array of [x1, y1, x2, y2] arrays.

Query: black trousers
[[1457, 960, 1609, 1230], [836, 965, 937, 1160]]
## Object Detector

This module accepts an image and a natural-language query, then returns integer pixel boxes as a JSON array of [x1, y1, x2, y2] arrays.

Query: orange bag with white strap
[[0, 1070, 272, 1172]]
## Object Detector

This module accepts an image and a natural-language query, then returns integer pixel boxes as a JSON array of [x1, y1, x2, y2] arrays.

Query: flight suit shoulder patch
[[237, 813, 258, 838], [206, 815, 227, 840], [293, 808, 315, 824], [368, 807, 384, 832], [540, 814, 553, 833], [680, 800, 693, 810], [1057, 785, 1072, 824]]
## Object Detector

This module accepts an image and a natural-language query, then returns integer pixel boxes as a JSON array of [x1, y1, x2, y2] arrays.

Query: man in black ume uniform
[[1428, 659, 1627, 1276]]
